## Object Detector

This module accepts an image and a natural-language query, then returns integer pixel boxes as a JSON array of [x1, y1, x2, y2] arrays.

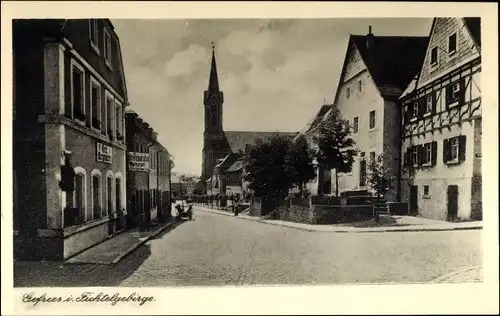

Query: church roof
[[349, 34, 428, 99], [224, 131, 298, 153], [226, 157, 244, 173], [208, 43, 219, 91]]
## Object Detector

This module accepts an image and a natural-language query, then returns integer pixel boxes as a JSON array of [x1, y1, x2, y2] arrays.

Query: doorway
[[447, 185, 459, 221], [409, 185, 418, 215]]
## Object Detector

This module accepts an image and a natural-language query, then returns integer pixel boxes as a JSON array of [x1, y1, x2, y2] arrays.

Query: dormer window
[[430, 47, 438, 67], [89, 19, 99, 54], [448, 33, 457, 55], [104, 29, 112, 69]]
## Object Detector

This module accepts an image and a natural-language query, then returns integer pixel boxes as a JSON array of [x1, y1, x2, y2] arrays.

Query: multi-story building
[[125, 110, 171, 227], [399, 18, 481, 221], [13, 19, 128, 260], [331, 27, 428, 202]]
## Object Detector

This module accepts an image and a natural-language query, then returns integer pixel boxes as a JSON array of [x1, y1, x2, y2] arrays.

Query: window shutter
[[431, 92, 437, 114], [431, 141, 437, 166], [443, 139, 449, 163], [459, 135, 467, 162], [459, 77, 466, 105], [403, 148, 409, 167], [418, 97, 425, 118], [418, 145, 424, 166]]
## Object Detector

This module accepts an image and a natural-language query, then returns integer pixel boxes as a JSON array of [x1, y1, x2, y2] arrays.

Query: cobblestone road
[[118, 210, 482, 286]]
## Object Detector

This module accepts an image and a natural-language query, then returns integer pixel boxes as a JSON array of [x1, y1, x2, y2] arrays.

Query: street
[[14, 209, 481, 287], [119, 209, 481, 286]]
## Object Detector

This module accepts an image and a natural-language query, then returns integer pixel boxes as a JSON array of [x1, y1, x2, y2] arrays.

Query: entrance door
[[409, 185, 418, 215], [447, 185, 459, 221]]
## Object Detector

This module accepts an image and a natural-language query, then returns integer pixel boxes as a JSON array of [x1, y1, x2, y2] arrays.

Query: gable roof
[[225, 157, 244, 173], [350, 35, 429, 99], [294, 104, 332, 140], [224, 131, 298, 153]]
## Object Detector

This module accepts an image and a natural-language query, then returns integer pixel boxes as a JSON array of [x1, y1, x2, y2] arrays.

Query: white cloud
[[164, 44, 209, 77]]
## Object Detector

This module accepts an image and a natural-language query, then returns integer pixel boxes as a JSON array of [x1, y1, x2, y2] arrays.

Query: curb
[[111, 221, 177, 264], [429, 265, 483, 283], [195, 207, 483, 233]]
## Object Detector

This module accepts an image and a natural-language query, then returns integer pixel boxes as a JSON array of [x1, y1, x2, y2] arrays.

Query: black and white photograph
[[2, 2, 498, 315]]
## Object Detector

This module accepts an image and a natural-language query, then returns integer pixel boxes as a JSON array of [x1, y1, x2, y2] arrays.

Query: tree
[[289, 134, 316, 194], [243, 133, 295, 212], [314, 107, 357, 196], [367, 153, 393, 222]]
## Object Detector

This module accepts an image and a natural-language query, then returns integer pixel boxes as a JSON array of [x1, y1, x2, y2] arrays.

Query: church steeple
[[208, 42, 219, 91]]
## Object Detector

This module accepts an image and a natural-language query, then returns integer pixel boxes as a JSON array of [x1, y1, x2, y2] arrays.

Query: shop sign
[[128, 152, 150, 171], [97, 142, 112, 163]]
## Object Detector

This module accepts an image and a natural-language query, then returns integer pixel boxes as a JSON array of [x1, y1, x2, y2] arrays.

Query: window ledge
[[37, 114, 127, 150], [410, 117, 418, 122], [421, 162, 433, 168], [446, 159, 461, 166], [423, 195, 431, 199], [423, 111, 432, 118], [448, 50, 457, 57], [430, 62, 438, 70], [448, 101, 459, 108]]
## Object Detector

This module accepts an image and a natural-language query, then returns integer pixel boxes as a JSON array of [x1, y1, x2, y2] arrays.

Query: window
[[107, 177, 113, 215], [90, 77, 101, 130], [74, 173, 85, 224], [358, 80, 363, 92], [370, 151, 375, 162], [92, 174, 102, 220], [105, 92, 114, 138], [423, 143, 432, 165], [71, 60, 85, 122], [443, 136, 466, 164], [115, 100, 123, 141], [412, 146, 419, 166], [89, 19, 99, 54], [211, 114, 217, 127], [430, 47, 438, 66], [412, 101, 419, 118], [346, 87, 350, 99], [423, 185, 430, 197], [450, 137, 459, 161], [447, 81, 462, 106], [104, 29, 112, 67], [425, 95, 433, 114], [353, 117, 359, 133], [115, 178, 122, 214], [369, 110, 376, 129], [448, 33, 457, 55]]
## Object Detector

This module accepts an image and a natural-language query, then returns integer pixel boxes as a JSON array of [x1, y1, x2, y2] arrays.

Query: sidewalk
[[66, 220, 177, 265], [194, 205, 483, 233]]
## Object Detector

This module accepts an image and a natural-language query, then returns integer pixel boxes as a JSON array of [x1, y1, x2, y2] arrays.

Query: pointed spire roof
[[208, 42, 219, 91]]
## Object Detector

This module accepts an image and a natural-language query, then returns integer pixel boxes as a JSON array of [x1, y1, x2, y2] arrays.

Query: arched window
[[114, 172, 124, 215], [71, 166, 87, 224], [106, 171, 114, 216], [91, 169, 103, 220]]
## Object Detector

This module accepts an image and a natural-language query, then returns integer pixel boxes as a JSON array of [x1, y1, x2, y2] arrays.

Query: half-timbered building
[[331, 27, 428, 202], [399, 18, 481, 221]]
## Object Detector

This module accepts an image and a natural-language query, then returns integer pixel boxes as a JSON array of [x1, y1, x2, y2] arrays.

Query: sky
[[113, 18, 432, 176]]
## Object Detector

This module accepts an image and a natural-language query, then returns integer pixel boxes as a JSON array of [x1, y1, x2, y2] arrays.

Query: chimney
[[366, 25, 374, 51]]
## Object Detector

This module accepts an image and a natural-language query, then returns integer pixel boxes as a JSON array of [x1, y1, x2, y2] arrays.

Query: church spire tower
[[202, 42, 226, 182]]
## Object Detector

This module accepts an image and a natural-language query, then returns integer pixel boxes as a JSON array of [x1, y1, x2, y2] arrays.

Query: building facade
[[13, 19, 129, 260], [125, 110, 171, 227], [331, 27, 428, 202], [399, 18, 481, 221]]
